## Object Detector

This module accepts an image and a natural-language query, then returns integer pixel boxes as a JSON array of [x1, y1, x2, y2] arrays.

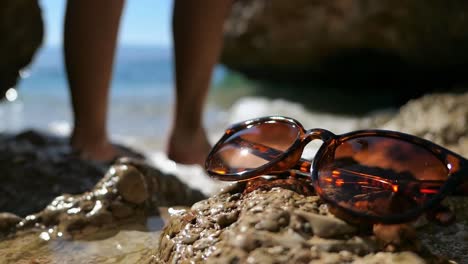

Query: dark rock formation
[[222, 0, 468, 87], [0, 130, 144, 216], [0, 0, 43, 99]]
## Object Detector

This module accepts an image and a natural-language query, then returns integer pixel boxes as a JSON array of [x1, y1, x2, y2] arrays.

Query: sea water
[[0, 44, 378, 174], [0, 46, 229, 153], [0, 45, 381, 193]]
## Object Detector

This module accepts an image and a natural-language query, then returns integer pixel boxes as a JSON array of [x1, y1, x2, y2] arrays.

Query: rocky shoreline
[[0, 157, 206, 239], [0, 156, 206, 263], [0, 92, 466, 263], [154, 92, 468, 264], [0, 130, 108, 216]]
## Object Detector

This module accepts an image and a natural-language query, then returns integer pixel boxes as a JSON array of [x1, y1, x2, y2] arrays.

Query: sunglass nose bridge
[[304, 128, 335, 143]]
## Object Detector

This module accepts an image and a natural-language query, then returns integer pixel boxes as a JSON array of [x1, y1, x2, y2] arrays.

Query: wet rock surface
[[0, 150, 206, 263], [0, 130, 143, 216], [0, 157, 206, 240], [0, 228, 160, 263], [155, 178, 450, 263]]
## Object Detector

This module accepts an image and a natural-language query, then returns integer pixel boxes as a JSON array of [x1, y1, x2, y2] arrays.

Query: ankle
[[167, 126, 211, 165], [71, 129, 108, 148], [170, 123, 205, 140], [70, 136, 118, 162]]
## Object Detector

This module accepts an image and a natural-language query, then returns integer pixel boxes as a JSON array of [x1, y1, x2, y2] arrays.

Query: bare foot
[[167, 127, 211, 166], [71, 137, 119, 162]]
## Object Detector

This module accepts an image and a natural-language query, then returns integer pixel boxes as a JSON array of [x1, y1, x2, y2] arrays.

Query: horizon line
[[42, 43, 172, 49]]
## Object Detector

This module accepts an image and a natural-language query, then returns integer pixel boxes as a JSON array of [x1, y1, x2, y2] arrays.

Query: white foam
[[48, 120, 72, 136], [229, 97, 361, 133], [146, 151, 227, 196]]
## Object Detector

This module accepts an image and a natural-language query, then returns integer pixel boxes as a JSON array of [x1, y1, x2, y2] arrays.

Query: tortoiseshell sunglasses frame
[[205, 116, 468, 224]]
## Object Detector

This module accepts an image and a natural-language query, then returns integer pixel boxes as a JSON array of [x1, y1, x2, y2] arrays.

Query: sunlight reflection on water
[[0, 215, 167, 263]]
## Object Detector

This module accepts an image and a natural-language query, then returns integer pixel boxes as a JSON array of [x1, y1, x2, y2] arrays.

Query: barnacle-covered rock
[[154, 177, 450, 263]]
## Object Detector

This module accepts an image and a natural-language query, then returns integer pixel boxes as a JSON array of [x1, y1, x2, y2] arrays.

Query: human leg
[[64, 0, 124, 161], [167, 0, 232, 165]]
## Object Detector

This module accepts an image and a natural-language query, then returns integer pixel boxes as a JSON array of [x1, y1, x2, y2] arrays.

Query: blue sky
[[40, 0, 172, 47]]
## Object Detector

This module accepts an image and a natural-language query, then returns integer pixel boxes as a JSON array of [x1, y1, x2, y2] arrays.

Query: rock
[[115, 157, 207, 207], [116, 164, 149, 204], [295, 210, 356, 239], [381, 92, 468, 156], [370, 91, 468, 263], [109, 201, 134, 219], [0, 0, 43, 98], [8, 157, 206, 239], [0, 130, 107, 216], [222, 0, 468, 86], [0, 213, 21, 233], [358, 252, 427, 264], [154, 177, 448, 263], [0, 153, 206, 262], [373, 224, 419, 251], [150, 92, 467, 263], [0, 130, 149, 216]]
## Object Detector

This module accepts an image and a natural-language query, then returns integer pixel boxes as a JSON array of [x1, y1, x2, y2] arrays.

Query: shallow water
[[0, 216, 165, 264], [0, 229, 158, 263]]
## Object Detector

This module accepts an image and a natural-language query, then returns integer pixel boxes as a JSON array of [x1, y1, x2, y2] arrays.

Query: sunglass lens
[[206, 121, 300, 178], [317, 136, 449, 219]]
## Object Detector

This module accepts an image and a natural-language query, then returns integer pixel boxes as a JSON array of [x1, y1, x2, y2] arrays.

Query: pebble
[[295, 210, 356, 238], [0, 212, 21, 232], [115, 165, 149, 204]]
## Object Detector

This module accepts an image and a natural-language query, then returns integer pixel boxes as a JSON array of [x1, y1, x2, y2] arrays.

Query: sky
[[39, 0, 173, 47]]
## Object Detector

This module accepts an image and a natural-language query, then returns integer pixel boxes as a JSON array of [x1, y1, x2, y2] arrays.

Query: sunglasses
[[205, 116, 468, 224]]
